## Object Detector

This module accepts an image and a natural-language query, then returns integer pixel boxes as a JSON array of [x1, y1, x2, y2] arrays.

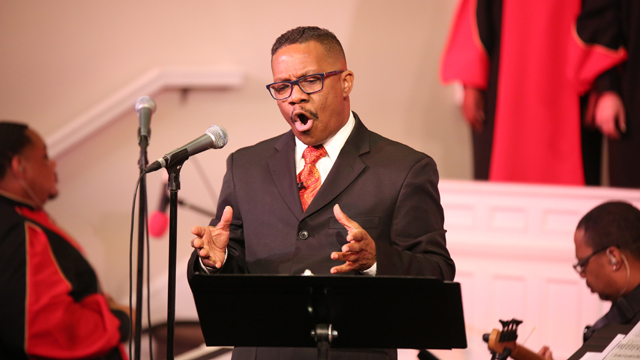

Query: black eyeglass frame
[[266, 70, 345, 100], [572, 247, 608, 274]]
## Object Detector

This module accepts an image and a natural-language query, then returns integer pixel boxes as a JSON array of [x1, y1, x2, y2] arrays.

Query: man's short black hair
[[577, 201, 640, 259], [271, 26, 345, 60], [0, 121, 31, 179]]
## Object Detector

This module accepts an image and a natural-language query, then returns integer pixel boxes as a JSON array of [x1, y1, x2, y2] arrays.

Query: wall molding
[[48, 66, 244, 158], [441, 180, 640, 260]]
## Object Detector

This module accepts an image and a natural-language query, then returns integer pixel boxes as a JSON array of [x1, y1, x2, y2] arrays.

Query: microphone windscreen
[[135, 96, 157, 113], [149, 211, 169, 238], [206, 125, 229, 149]]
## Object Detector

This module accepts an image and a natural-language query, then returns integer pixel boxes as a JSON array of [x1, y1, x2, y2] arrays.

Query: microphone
[[145, 125, 229, 173], [149, 182, 170, 238], [135, 96, 156, 142]]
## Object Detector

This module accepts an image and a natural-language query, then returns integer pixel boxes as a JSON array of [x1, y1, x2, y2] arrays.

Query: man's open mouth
[[297, 113, 310, 125]]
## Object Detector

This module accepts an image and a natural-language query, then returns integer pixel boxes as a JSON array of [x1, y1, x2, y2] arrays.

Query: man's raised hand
[[190, 206, 233, 269], [330, 204, 377, 274]]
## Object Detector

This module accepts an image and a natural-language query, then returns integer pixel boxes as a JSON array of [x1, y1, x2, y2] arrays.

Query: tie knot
[[302, 145, 327, 165]]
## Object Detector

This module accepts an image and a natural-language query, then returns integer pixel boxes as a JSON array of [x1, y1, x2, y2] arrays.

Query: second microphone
[[145, 125, 229, 173]]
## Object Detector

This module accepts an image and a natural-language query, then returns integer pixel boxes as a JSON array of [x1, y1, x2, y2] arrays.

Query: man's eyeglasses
[[573, 247, 607, 274], [266, 70, 345, 100]]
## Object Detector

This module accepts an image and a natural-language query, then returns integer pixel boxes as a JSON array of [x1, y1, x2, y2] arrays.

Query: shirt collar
[[613, 283, 640, 323], [295, 111, 355, 163], [0, 189, 36, 209]]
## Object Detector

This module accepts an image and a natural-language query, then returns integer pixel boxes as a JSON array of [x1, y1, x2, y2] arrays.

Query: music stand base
[[312, 324, 336, 360]]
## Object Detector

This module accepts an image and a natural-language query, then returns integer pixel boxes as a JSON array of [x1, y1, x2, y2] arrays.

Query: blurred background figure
[[0, 121, 131, 360], [575, 0, 639, 188], [440, 0, 626, 185]]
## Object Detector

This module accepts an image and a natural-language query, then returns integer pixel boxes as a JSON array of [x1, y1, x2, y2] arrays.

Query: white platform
[[439, 180, 640, 360]]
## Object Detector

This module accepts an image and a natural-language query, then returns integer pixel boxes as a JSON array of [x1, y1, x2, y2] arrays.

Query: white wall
[[0, 0, 468, 300]]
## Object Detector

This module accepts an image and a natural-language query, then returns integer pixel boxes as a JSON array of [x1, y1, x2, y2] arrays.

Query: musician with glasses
[[539, 201, 640, 360], [188, 26, 455, 360]]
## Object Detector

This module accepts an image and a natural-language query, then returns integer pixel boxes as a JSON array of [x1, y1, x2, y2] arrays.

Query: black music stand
[[188, 274, 467, 359]]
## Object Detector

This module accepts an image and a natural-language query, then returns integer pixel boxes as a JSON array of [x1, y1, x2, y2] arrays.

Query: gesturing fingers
[[190, 225, 208, 249], [191, 237, 203, 249], [331, 263, 356, 274], [189, 206, 233, 269], [340, 240, 365, 253], [217, 206, 233, 230], [330, 246, 376, 274], [333, 204, 361, 233], [191, 225, 208, 237], [331, 204, 377, 273], [331, 250, 360, 263], [333, 205, 368, 243], [330, 237, 376, 274]]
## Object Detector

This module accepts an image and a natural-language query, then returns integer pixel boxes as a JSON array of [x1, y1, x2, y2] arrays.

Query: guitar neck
[[487, 328, 545, 360]]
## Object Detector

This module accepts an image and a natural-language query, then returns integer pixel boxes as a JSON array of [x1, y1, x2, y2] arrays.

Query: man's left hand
[[330, 204, 376, 273], [594, 91, 626, 139]]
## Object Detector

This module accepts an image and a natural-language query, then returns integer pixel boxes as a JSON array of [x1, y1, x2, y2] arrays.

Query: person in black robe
[[577, 0, 640, 188]]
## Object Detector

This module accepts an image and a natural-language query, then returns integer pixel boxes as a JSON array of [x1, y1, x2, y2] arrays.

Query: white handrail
[[48, 66, 244, 158]]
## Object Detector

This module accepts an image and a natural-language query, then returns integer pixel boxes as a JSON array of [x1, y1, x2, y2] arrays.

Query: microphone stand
[[134, 132, 148, 360], [165, 161, 186, 360]]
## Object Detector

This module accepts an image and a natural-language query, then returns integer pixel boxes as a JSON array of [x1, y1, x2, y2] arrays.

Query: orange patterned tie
[[297, 145, 328, 211]]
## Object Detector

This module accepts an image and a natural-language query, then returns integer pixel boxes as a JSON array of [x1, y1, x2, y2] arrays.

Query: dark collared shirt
[[584, 284, 640, 342]]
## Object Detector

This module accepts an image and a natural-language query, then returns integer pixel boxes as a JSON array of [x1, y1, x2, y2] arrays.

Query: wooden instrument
[[484, 319, 545, 360]]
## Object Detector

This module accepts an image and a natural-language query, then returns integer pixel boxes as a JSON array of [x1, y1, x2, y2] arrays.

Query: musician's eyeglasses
[[572, 247, 607, 275], [266, 70, 345, 100]]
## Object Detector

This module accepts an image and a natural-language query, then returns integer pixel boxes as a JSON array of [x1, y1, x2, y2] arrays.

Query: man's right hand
[[594, 91, 626, 139], [190, 206, 233, 269], [463, 86, 485, 132], [538, 345, 554, 360]]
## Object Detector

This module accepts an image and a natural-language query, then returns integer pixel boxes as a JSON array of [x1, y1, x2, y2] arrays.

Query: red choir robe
[[441, 0, 626, 185]]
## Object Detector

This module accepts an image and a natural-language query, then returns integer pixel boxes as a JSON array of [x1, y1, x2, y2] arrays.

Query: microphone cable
[[127, 172, 155, 360]]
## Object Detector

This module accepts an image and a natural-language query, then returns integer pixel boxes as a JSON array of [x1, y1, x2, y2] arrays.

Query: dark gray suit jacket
[[189, 112, 455, 359]]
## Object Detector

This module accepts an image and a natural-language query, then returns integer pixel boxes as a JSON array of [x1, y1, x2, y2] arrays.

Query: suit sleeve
[[376, 156, 455, 280]]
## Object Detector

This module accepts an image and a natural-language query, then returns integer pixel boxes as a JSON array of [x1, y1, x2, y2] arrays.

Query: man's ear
[[342, 70, 354, 98], [11, 156, 24, 177], [606, 247, 622, 268]]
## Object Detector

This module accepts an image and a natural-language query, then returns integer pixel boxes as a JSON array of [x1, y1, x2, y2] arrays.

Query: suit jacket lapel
[[304, 114, 370, 216], [267, 132, 304, 219]]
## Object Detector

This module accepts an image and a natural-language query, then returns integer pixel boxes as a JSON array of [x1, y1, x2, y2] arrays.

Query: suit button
[[298, 230, 309, 240]]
